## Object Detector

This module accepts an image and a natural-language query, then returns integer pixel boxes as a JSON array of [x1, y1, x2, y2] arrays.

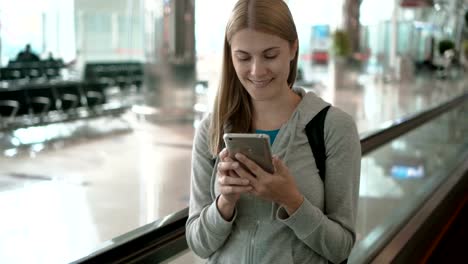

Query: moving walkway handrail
[[360, 91, 467, 155], [71, 91, 468, 264]]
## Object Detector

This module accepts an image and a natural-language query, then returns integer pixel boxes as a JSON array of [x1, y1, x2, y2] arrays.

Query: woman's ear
[[290, 39, 298, 61]]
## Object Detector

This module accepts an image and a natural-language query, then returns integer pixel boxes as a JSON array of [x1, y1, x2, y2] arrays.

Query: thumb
[[272, 156, 286, 174], [219, 148, 228, 160]]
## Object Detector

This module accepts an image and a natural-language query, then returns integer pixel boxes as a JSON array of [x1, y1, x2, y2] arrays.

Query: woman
[[186, 0, 361, 263]]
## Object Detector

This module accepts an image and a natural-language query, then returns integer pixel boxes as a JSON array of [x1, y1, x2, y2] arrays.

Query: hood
[[291, 86, 331, 127]]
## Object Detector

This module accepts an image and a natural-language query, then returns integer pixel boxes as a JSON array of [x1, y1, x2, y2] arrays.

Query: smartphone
[[223, 133, 274, 174]]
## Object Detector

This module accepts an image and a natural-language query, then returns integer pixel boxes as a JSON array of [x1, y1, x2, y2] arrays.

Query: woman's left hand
[[233, 153, 304, 215]]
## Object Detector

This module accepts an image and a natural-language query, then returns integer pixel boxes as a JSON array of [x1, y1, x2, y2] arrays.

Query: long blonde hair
[[209, 0, 299, 156]]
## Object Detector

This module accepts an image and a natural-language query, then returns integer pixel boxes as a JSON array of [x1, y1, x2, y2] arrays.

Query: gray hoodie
[[186, 88, 361, 264]]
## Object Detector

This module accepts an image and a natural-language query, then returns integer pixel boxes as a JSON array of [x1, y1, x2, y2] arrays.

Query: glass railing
[[71, 93, 468, 263], [349, 97, 468, 263]]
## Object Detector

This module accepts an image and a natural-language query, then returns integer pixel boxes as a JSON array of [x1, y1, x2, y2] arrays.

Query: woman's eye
[[237, 57, 250, 61], [264, 55, 278, 60]]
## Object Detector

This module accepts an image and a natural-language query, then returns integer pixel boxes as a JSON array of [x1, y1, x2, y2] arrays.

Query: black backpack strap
[[305, 105, 331, 183], [306, 106, 348, 264]]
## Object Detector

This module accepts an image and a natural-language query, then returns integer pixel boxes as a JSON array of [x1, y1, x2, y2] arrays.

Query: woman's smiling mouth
[[249, 78, 273, 88]]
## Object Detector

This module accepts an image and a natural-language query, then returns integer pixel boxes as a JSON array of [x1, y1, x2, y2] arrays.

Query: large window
[[0, 0, 75, 65]]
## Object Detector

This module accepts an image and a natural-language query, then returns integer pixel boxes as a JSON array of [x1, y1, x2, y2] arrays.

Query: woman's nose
[[250, 59, 267, 77]]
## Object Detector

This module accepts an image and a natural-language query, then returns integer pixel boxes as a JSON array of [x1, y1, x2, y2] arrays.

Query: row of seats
[[0, 81, 121, 130], [84, 61, 143, 89], [0, 60, 65, 81]]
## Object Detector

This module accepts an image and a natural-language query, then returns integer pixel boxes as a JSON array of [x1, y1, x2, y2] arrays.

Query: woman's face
[[230, 29, 297, 101]]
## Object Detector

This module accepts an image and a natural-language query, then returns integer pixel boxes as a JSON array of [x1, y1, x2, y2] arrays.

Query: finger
[[220, 185, 253, 194], [233, 165, 258, 186], [217, 160, 240, 172], [219, 148, 229, 159], [272, 156, 282, 173], [228, 169, 240, 178], [224, 156, 235, 162], [272, 156, 288, 175], [235, 153, 267, 178], [218, 175, 250, 186]]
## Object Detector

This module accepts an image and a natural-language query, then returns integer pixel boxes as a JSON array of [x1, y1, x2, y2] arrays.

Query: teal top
[[255, 129, 280, 145]]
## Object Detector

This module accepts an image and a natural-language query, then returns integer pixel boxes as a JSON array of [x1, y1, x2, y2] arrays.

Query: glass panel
[[350, 100, 468, 262]]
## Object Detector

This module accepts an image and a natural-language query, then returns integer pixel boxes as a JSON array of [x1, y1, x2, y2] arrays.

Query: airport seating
[[0, 80, 128, 131], [84, 61, 144, 91], [0, 60, 65, 81]]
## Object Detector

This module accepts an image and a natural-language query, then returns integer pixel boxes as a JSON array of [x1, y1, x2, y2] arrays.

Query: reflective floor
[[0, 72, 466, 263]]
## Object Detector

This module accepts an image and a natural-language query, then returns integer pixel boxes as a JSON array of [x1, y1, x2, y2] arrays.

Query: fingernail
[[232, 162, 239, 168], [243, 179, 249, 184], [235, 153, 242, 159]]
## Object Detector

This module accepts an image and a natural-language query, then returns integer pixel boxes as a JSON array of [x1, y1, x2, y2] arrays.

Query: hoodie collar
[[292, 87, 331, 127]]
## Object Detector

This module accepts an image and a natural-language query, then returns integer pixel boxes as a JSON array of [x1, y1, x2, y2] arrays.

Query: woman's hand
[[216, 148, 252, 220], [233, 153, 304, 215]]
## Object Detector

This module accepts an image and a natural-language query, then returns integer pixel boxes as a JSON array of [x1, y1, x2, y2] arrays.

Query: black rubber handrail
[[71, 208, 189, 264], [360, 92, 468, 155], [71, 91, 468, 264]]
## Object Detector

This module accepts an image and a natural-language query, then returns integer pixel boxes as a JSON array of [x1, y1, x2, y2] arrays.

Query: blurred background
[[0, 0, 467, 263]]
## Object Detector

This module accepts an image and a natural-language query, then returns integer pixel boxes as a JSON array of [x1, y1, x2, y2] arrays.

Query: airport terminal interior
[[0, 0, 467, 263]]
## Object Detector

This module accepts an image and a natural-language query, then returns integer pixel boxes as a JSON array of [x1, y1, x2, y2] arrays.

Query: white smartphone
[[223, 133, 274, 174]]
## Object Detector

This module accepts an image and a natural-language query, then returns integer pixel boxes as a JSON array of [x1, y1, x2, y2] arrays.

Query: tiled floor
[[0, 116, 195, 263], [0, 72, 466, 263]]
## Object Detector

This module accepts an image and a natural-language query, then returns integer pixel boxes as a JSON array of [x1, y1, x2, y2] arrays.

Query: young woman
[[186, 0, 361, 263]]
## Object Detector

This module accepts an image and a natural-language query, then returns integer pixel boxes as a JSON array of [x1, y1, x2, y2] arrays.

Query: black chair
[[0, 89, 30, 129], [130, 75, 143, 90], [54, 83, 86, 113], [25, 62, 44, 79], [24, 85, 60, 123], [94, 66, 114, 84], [45, 67, 60, 79], [129, 63, 144, 90], [84, 62, 144, 90], [0, 67, 23, 81], [82, 82, 107, 109]]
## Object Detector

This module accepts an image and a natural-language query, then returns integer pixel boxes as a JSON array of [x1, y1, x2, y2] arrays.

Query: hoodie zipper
[[248, 219, 259, 263], [247, 197, 260, 264]]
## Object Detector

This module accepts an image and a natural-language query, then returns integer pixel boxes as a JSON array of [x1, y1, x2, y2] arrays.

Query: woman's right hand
[[216, 148, 252, 220]]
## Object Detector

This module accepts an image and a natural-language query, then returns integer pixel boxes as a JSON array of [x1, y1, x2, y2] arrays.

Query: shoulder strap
[[305, 105, 330, 182], [306, 106, 348, 264]]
